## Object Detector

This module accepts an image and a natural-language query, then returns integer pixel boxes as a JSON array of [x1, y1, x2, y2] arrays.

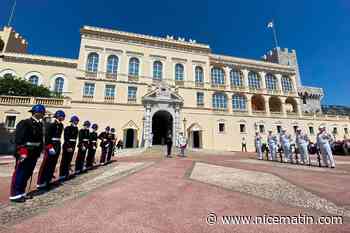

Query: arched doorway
[[152, 110, 173, 145], [251, 94, 266, 111], [125, 128, 135, 148], [187, 123, 202, 149], [269, 96, 282, 113]]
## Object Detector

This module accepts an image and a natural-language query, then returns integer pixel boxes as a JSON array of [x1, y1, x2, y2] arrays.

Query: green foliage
[[0, 74, 58, 98]]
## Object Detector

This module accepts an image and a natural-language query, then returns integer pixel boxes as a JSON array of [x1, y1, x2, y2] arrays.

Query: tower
[[0, 26, 28, 53]]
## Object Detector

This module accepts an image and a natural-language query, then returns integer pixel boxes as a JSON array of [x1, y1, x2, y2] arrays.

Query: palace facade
[[0, 25, 348, 151]]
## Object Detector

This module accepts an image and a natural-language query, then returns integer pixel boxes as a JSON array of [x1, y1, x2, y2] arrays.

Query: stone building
[[0, 25, 349, 152]]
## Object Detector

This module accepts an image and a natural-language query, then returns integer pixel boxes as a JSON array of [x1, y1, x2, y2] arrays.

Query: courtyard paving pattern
[[0, 148, 349, 232]]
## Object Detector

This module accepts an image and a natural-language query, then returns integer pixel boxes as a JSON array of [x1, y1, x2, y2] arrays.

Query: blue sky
[[0, 0, 349, 105]]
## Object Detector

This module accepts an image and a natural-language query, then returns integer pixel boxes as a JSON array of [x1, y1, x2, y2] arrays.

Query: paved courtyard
[[0, 147, 349, 233]]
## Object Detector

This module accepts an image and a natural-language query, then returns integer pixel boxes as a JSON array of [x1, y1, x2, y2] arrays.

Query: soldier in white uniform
[[295, 128, 310, 164], [317, 126, 336, 168], [267, 130, 278, 161], [280, 129, 292, 162], [255, 132, 263, 160]]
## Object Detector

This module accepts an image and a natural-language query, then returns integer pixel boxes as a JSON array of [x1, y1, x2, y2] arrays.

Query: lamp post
[[141, 116, 145, 148], [183, 117, 187, 138]]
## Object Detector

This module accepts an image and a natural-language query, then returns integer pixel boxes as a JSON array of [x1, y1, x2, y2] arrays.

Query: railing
[[128, 75, 139, 82], [232, 110, 249, 115], [249, 88, 265, 94], [283, 90, 297, 96], [127, 98, 137, 104], [270, 111, 283, 116], [86, 71, 98, 78], [175, 80, 185, 86], [82, 95, 94, 102], [213, 108, 228, 112], [197, 103, 205, 108], [211, 83, 226, 90], [104, 96, 115, 103], [230, 85, 246, 91], [267, 89, 282, 95], [195, 82, 204, 88], [253, 110, 266, 116], [287, 112, 298, 117], [0, 95, 70, 107], [105, 73, 117, 79]]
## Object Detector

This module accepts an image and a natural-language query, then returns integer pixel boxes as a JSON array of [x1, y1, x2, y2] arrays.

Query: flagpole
[[7, 0, 17, 27], [271, 19, 279, 48]]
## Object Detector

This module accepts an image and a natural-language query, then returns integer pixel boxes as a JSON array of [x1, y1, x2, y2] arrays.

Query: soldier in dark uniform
[[37, 110, 65, 189], [59, 116, 79, 181], [99, 126, 110, 165], [166, 132, 173, 158], [106, 128, 116, 164], [86, 123, 98, 169], [75, 121, 91, 174], [10, 104, 45, 202]]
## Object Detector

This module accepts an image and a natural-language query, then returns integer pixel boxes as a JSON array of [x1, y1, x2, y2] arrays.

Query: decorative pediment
[[4, 109, 20, 114], [188, 123, 202, 132], [122, 120, 139, 130], [142, 81, 183, 104]]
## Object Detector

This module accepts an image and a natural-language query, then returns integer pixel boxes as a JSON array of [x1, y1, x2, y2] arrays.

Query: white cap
[[296, 127, 302, 131], [319, 125, 326, 130]]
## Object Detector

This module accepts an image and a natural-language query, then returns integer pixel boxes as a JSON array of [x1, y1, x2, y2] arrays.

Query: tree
[[0, 74, 58, 98]]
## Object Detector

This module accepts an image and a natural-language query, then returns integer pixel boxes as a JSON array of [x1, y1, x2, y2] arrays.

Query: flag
[[267, 21, 274, 28]]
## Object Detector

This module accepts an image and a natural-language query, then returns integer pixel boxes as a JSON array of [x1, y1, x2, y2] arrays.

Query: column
[[280, 96, 287, 117], [246, 94, 253, 116], [224, 66, 230, 89], [227, 94, 232, 113], [242, 69, 249, 90], [144, 104, 152, 148], [259, 71, 266, 90], [264, 95, 270, 116], [174, 105, 180, 147], [275, 74, 283, 94]]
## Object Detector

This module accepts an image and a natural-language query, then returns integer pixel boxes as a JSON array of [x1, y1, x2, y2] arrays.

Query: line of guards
[[254, 126, 336, 168], [10, 104, 118, 203]]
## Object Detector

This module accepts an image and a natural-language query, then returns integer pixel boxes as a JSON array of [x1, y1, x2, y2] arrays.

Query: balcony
[[195, 82, 204, 88], [82, 95, 94, 102], [211, 83, 226, 90], [267, 89, 282, 95], [105, 73, 117, 80], [232, 110, 249, 116], [127, 98, 137, 104], [252, 110, 266, 116], [213, 107, 228, 113], [175, 80, 185, 87], [249, 87, 265, 94], [230, 85, 246, 92], [0, 95, 70, 107], [85, 71, 97, 78], [104, 96, 115, 104], [283, 90, 297, 96], [128, 75, 139, 82]]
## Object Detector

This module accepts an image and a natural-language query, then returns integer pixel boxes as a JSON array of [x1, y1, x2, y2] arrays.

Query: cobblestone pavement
[[0, 148, 349, 233]]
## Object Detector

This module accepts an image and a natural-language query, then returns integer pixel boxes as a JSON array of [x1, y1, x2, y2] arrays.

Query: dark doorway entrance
[[125, 129, 134, 148], [152, 111, 173, 145], [193, 131, 200, 148]]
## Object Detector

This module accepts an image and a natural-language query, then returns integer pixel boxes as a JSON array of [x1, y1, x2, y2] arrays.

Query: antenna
[[7, 0, 17, 27]]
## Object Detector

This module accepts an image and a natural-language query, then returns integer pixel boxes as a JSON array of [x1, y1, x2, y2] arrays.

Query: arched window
[[54, 77, 64, 94], [211, 67, 225, 85], [212, 92, 227, 109], [28, 75, 39, 86], [281, 76, 293, 92], [129, 57, 140, 76], [86, 53, 99, 73], [230, 69, 243, 87], [107, 55, 118, 75], [0, 39, 4, 52], [232, 95, 247, 111], [248, 71, 260, 89], [175, 63, 184, 81], [265, 73, 278, 90], [153, 61, 163, 80], [195, 66, 204, 83]]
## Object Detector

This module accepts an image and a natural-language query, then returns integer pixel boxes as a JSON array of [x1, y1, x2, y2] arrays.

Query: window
[[240, 124, 246, 133], [175, 63, 184, 81], [281, 76, 293, 93], [232, 95, 246, 111], [219, 123, 225, 133], [105, 85, 115, 98], [265, 73, 278, 90], [213, 93, 227, 110], [345, 128, 349, 135], [248, 72, 260, 89], [211, 67, 225, 85], [54, 77, 64, 94], [293, 126, 298, 133], [309, 126, 315, 135], [333, 127, 338, 135], [107, 55, 118, 75], [196, 92, 204, 107], [153, 61, 163, 80], [302, 96, 307, 104], [230, 69, 243, 87], [195, 66, 204, 84], [86, 52, 99, 73], [277, 125, 282, 133], [129, 57, 140, 76], [5, 115, 16, 129], [28, 75, 39, 86], [259, 125, 265, 133], [128, 86, 137, 102], [83, 83, 95, 97]]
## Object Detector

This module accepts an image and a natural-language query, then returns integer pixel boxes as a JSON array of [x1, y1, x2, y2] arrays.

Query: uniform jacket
[[317, 132, 333, 146], [63, 125, 79, 148], [268, 135, 278, 145], [98, 132, 109, 147], [89, 131, 98, 149], [45, 119, 64, 145], [15, 117, 44, 152], [279, 133, 290, 145], [296, 133, 309, 145], [78, 128, 90, 147]]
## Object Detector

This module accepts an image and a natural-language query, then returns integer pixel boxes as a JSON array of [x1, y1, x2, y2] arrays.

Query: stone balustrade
[[0, 95, 70, 107]]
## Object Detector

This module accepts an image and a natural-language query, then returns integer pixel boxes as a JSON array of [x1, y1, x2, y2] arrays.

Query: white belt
[[26, 142, 41, 147], [91, 140, 97, 143], [69, 139, 76, 142], [83, 139, 89, 142], [52, 138, 61, 141]]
